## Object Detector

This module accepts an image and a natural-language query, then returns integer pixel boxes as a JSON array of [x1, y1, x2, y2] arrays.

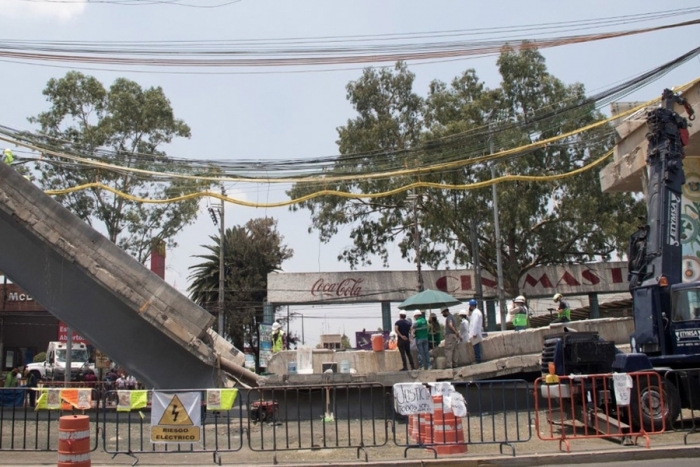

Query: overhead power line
[[1, 44, 696, 186], [0, 15, 698, 69], [14, 0, 242, 7]]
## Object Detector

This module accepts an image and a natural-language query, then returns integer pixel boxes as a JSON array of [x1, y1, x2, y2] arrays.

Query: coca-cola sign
[[268, 262, 631, 305], [311, 278, 364, 297]]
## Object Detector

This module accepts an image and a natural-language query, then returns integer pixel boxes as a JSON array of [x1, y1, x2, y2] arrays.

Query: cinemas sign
[[267, 262, 629, 304]]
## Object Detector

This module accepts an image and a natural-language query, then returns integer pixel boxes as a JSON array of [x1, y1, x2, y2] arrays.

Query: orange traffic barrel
[[371, 334, 385, 352], [427, 395, 467, 456], [58, 415, 91, 467]]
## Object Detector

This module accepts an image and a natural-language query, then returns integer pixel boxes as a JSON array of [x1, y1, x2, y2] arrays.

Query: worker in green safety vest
[[271, 322, 285, 353], [509, 295, 529, 331], [552, 293, 571, 323], [3, 148, 15, 165]]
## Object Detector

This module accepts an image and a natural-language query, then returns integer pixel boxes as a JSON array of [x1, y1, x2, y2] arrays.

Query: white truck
[[26, 341, 95, 381]]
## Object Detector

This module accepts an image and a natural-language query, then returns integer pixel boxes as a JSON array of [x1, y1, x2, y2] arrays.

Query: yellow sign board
[[158, 395, 193, 425], [150, 392, 202, 444], [151, 426, 200, 443]]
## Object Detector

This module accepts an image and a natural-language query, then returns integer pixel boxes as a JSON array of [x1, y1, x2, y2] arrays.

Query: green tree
[[29, 71, 206, 263], [340, 334, 352, 350], [188, 217, 293, 354], [290, 46, 644, 295]]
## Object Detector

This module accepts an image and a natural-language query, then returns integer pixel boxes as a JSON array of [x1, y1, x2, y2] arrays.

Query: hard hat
[[458, 309, 468, 316], [514, 295, 526, 304], [399, 310, 407, 316], [468, 299, 478, 307], [271, 322, 281, 331], [553, 293, 562, 302], [440, 307, 449, 313], [413, 310, 422, 316], [390, 331, 397, 337]]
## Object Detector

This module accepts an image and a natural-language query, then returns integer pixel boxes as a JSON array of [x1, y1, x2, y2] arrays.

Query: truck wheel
[[631, 378, 680, 432], [29, 371, 42, 381]]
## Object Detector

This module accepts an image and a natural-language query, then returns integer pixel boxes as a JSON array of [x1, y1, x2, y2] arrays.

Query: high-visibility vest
[[2, 149, 14, 165], [512, 312, 528, 328], [558, 301, 571, 320], [271, 331, 285, 353]]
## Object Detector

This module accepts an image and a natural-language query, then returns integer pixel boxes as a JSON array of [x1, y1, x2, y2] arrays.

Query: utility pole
[[217, 186, 226, 335], [408, 193, 425, 292], [65, 328, 72, 386], [490, 136, 507, 331], [469, 217, 484, 310]]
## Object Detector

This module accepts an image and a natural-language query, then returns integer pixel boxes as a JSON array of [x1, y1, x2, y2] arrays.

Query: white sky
[[2, 0, 700, 347]]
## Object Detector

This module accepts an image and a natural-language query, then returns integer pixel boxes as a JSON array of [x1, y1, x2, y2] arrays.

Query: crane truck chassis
[[540, 88, 700, 431]]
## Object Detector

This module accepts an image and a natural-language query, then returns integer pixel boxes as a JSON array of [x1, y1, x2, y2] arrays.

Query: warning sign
[[150, 391, 201, 443]]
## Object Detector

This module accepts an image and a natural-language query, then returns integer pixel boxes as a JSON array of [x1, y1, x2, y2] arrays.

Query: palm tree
[[188, 217, 293, 354]]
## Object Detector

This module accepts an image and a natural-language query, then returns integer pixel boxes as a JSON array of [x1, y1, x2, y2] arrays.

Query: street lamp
[[290, 312, 305, 345], [406, 193, 425, 292]]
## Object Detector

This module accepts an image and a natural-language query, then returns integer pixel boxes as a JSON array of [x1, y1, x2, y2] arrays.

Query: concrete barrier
[[265, 318, 634, 378]]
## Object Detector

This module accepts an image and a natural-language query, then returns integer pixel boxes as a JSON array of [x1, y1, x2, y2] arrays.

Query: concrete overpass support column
[[589, 293, 600, 319], [381, 302, 391, 331], [486, 300, 497, 332]]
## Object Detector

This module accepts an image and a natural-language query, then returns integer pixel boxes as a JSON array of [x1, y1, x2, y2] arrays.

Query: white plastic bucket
[[340, 360, 351, 374]]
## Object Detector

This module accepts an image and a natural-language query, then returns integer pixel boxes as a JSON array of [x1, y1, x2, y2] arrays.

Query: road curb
[[235, 444, 700, 467]]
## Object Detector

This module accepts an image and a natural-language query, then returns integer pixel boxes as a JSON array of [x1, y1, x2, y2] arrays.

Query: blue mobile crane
[[540, 88, 699, 431]]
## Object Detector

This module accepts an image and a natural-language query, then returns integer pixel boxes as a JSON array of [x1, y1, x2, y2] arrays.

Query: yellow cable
[[1, 78, 690, 185], [45, 148, 614, 208], [7, 76, 698, 209]]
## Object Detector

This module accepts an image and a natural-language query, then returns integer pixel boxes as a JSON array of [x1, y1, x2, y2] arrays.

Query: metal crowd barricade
[[38, 380, 110, 406], [0, 387, 99, 452], [101, 389, 244, 465], [392, 379, 532, 458], [246, 382, 388, 462], [535, 371, 666, 452], [665, 368, 700, 444]]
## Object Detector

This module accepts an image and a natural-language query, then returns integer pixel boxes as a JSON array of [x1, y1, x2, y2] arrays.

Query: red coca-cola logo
[[311, 278, 364, 297]]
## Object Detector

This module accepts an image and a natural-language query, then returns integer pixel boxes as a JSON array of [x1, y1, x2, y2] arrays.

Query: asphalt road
[[563, 460, 698, 467]]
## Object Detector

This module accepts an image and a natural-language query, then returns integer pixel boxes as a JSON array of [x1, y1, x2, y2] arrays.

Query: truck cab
[[666, 282, 700, 358], [26, 341, 94, 381]]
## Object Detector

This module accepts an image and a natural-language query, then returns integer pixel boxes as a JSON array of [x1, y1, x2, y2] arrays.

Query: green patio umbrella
[[397, 289, 462, 311]]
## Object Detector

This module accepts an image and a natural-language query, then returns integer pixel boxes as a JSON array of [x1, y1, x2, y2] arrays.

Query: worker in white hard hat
[[412, 310, 430, 370], [509, 295, 529, 331], [458, 310, 470, 342], [271, 322, 285, 353], [552, 293, 571, 323]]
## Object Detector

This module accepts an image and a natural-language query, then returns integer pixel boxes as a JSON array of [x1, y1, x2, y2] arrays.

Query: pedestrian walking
[[441, 307, 460, 369], [23, 367, 37, 407], [394, 311, 415, 371]]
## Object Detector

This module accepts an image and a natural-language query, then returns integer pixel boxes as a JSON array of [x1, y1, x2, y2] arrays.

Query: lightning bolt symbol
[[171, 403, 179, 422]]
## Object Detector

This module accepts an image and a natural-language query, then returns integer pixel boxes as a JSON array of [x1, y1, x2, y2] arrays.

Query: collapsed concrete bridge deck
[[0, 162, 250, 389]]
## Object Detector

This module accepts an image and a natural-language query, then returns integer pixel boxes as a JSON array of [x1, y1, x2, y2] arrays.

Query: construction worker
[[552, 293, 571, 323], [467, 300, 484, 363], [271, 322, 285, 353], [2, 148, 14, 165], [509, 295, 529, 331]]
